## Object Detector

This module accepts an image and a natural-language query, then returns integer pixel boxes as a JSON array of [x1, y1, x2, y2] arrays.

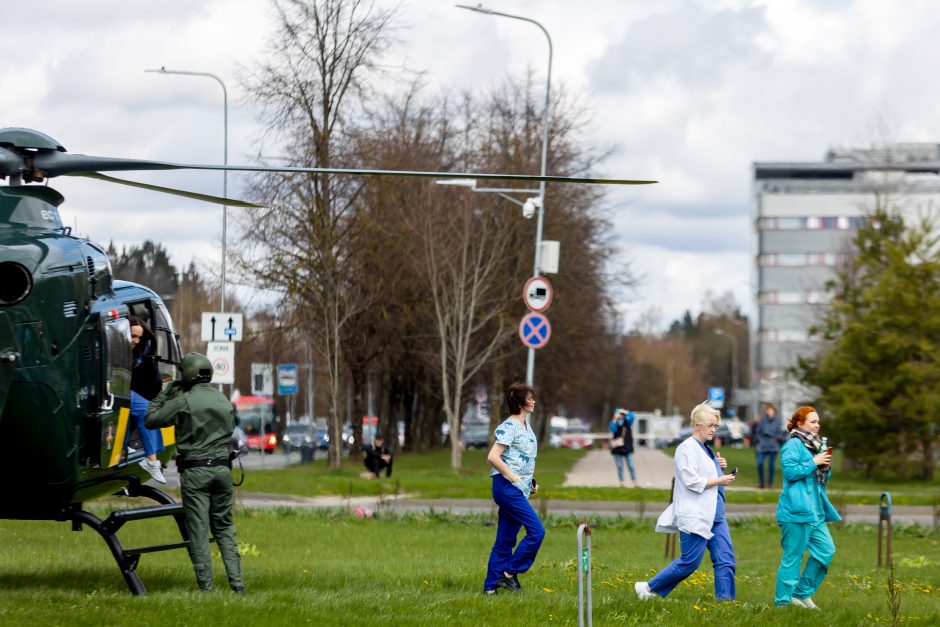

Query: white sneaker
[[634, 581, 656, 601], [800, 598, 819, 610], [140, 459, 166, 484]]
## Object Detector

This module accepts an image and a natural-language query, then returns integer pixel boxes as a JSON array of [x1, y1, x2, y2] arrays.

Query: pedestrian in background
[[610, 408, 637, 487], [146, 353, 245, 594], [483, 382, 545, 595], [755, 403, 785, 488], [635, 401, 737, 603], [774, 406, 839, 610]]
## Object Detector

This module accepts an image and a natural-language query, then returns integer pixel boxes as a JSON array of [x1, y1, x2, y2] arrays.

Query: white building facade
[[752, 144, 940, 417]]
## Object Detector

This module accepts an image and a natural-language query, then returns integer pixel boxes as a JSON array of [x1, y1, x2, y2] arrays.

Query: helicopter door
[[99, 316, 133, 468]]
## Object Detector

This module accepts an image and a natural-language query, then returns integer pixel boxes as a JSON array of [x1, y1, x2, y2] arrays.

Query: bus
[[234, 395, 278, 453]]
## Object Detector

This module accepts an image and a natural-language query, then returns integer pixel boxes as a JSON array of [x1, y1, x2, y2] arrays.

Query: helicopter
[[0, 126, 655, 594]]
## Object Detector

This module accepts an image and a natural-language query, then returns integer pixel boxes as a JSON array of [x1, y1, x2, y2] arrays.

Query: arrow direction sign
[[519, 312, 552, 350], [201, 312, 244, 342]]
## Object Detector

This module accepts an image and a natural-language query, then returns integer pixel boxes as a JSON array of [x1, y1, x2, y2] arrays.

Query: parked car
[[559, 423, 593, 449], [281, 423, 328, 452], [661, 424, 731, 448], [460, 424, 490, 449]]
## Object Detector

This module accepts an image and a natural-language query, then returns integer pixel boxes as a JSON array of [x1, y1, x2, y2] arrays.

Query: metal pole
[[145, 67, 229, 312], [714, 329, 737, 412], [576, 523, 592, 627], [456, 5, 553, 387]]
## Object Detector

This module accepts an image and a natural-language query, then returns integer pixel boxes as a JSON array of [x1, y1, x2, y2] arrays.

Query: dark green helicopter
[[0, 127, 654, 594]]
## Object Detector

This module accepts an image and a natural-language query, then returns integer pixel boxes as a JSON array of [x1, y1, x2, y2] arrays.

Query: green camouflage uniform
[[146, 353, 244, 592]]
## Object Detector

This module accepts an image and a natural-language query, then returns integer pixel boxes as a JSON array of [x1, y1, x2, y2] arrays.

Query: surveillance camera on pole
[[522, 196, 541, 219]]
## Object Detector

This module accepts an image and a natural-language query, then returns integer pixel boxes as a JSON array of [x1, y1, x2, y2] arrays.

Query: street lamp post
[[145, 67, 229, 313], [456, 3, 553, 387], [714, 329, 738, 414]]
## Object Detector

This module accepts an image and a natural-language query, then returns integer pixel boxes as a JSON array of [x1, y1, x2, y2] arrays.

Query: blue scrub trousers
[[127, 391, 164, 456], [483, 475, 545, 591], [774, 521, 835, 605], [648, 519, 736, 601], [613, 453, 636, 482]]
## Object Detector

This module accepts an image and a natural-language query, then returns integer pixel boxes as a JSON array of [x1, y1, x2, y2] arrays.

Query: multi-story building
[[751, 144, 940, 417]]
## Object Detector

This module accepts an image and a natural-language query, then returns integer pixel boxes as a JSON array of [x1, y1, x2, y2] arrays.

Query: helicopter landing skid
[[66, 482, 199, 596]]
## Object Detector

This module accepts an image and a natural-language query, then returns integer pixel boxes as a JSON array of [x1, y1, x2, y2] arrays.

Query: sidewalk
[[563, 448, 676, 488]]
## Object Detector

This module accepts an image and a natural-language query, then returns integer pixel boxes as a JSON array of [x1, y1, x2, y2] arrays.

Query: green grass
[[236, 447, 940, 506], [0, 508, 937, 625]]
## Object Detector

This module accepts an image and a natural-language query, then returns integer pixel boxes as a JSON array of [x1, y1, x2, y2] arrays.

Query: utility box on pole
[[539, 240, 559, 274]]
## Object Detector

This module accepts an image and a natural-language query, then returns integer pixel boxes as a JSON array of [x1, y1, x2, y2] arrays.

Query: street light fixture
[[456, 3, 553, 386], [714, 329, 738, 414], [145, 66, 230, 313], [434, 178, 540, 215]]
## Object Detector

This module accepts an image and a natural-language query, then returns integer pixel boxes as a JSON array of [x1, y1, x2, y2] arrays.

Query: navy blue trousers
[[483, 475, 545, 591], [648, 519, 736, 601]]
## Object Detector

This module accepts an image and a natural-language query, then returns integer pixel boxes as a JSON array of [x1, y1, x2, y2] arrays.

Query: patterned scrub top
[[489, 417, 538, 496]]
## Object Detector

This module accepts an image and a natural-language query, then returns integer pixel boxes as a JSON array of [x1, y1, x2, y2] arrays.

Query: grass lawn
[[236, 446, 940, 506], [0, 509, 937, 625]]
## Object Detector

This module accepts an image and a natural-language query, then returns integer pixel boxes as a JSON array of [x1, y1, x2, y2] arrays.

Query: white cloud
[[5, 0, 940, 331]]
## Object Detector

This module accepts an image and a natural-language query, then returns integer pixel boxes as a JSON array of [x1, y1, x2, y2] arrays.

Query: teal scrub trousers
[[774, 520, 835, 605]]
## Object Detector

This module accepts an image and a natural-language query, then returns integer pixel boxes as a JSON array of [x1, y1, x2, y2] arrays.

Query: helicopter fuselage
[[0, 185, 180, 520]]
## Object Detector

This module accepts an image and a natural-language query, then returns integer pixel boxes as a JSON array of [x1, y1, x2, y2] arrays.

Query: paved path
[[563, 448, 676, 488]]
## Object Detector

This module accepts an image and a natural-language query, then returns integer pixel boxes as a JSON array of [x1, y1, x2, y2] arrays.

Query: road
[[144, 447, 936, 525]]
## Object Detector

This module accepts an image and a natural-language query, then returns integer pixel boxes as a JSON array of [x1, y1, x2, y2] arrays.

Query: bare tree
[[236, 0, 399, 467], [417, 189, 518, 469]]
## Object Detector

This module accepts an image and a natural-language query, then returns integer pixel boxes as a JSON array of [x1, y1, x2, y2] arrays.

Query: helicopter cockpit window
[[104, 317, 132, 400], [152, 301, 181, 380]]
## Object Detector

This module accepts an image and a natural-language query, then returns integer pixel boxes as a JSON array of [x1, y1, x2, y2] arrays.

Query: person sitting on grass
[[482, 382, 545, 595], [362, 434, 393, 478]]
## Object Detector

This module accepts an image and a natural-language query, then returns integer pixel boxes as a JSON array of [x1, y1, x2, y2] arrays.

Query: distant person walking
[[610, 408, 637, 487], [635, 401, 737, 603], [483, 382, 545, 595], [774, 406, 839, 610], [755, 403, 785, 488]]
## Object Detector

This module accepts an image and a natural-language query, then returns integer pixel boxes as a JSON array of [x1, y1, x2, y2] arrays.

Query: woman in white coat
[[635, 401, 738, 602]]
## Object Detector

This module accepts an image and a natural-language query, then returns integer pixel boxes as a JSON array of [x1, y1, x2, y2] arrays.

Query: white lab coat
[[655, 436, 720, 539]]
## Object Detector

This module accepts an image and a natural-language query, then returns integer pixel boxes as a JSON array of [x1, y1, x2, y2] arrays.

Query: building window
[[805, 217, 822, 229], [779, 253, 805, 266]]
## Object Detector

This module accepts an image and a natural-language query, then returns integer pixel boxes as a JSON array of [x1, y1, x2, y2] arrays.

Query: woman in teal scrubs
[[774, 406, 840, 610]]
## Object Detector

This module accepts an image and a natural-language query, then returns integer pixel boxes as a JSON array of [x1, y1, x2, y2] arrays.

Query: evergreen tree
[[799, 205, 940, 479]]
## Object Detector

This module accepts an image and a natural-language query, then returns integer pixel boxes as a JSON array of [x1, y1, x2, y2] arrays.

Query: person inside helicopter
[[128, 315, 166, 483]]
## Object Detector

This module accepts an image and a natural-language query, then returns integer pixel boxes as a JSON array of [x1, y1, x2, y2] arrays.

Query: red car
[[559, 424, 593, 449]]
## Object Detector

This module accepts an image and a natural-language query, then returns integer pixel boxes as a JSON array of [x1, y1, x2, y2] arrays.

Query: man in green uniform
[[146, 352, 245, 593]]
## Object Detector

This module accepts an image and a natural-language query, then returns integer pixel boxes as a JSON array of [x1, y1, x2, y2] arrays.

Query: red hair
[[788, 406, 817, 431]]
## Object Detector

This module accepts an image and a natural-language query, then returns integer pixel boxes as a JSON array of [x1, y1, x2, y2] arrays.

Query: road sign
[[207, 342, 235, 384], [523, 276, 553, 313], [277, 363, 298, 395], [708, 386, 725, 409], [201, 312, 244, 342], [519, 312, 552, 349], [251, 363, 274, 396]]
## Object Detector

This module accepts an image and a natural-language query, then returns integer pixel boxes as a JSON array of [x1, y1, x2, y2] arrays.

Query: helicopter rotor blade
[[32, 151, 656, 186], [67, 172, 265, 208]]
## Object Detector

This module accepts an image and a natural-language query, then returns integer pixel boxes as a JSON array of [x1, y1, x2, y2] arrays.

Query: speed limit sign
[[207, 341, 235, 384]]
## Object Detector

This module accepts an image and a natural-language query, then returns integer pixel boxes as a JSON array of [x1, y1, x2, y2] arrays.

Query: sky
[[5, 0, 940, 329]]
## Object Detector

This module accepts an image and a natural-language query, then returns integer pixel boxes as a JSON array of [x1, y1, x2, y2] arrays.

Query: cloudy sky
[[4, 0, 940, 328]]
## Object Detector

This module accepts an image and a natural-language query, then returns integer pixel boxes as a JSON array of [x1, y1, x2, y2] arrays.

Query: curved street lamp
[[456, 3, 553, 386], [145, 67, 229, 313]]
